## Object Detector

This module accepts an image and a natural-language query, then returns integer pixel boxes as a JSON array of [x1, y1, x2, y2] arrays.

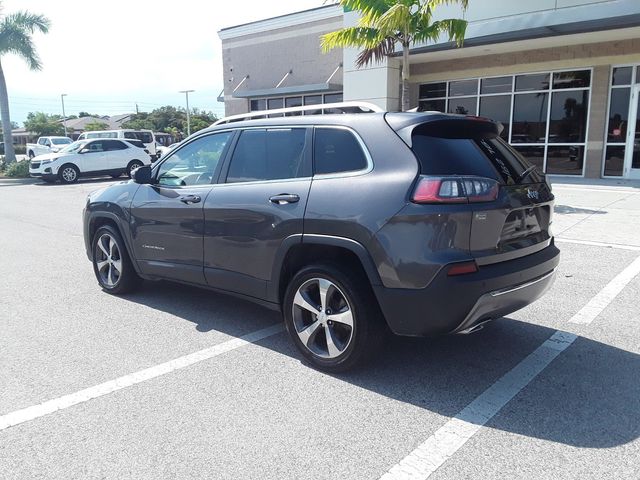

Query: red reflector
[[447, 261, 478, 276]]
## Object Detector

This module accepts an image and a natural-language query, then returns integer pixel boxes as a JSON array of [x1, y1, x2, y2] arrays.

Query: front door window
[[157, 132, 233, 186]]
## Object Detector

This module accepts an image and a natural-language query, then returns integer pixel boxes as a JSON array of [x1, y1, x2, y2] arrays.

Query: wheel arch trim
[[85, 211, 142, 275], [268, 233, 382, 304]]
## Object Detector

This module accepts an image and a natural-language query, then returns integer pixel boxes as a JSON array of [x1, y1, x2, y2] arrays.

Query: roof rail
[[212, 101, 384, 126]]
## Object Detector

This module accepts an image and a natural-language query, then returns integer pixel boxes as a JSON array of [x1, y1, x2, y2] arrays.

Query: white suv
[[29, 138, 152, 184], [77, 129, 157, 159]]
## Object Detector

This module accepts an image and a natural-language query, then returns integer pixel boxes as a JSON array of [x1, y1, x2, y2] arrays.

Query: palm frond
[[375, 3, 412, 39], [355, 36, 396, 67], [2, 11, 50, 34], [321, 26, 387, 52], [424, 0, 469, 10], [414, 18, 468, 47], [0, 27, 42, 70]]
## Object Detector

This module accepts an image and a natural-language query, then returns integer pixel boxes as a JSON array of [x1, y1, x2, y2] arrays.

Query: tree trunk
[[0, 59, 16, 164], [401, 43, 411, 112]]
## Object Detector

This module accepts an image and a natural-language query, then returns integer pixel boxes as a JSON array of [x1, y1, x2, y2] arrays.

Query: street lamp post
[[179, 90, 195, 136], [60, 94, 68, 137]]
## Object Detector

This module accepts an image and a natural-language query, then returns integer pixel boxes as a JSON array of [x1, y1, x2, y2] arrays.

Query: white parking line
[[379, 331, 577, 480], [569, 255, 640, 325], [555, 238, 640, 251], [379, 254, 640, 479], [0, 324, 283, 431]]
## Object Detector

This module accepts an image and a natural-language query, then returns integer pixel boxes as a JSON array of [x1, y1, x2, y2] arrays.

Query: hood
[[33, 151, 71, 161]]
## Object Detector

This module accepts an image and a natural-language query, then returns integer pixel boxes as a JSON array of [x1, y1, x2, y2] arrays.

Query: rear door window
[[411, 122, 539, 184], [226, 128, 310, 183], [104, 140, 127, 151], [313, 128, 368, 175]]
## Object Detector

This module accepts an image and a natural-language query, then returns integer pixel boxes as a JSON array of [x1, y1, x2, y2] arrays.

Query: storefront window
[[479, 95, 510, 140], [248, 93, 344, 116], [604, 145, 625, 176], [448, 97, 476, 115], [419, 99, 445, 112], [552, 70, 591, 89], [512, 93, 548, 144], [419, 68, 592, 175], [481, 77, 512, 94], [515, 73, 550, 92], [284, 96, 302, 116], [420, 82, 446, 99], [612, 67, 632, 86], [607, 88, 630, 142], [548, 90, 588, 143], [546, 146, 584, 175], [449, 79, 477, 97], [512, 146, 544, 172], [604, 64, 639, 176]]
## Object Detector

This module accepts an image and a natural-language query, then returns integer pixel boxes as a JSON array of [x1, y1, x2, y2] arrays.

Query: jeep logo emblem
[[527, 189, 540, 201]]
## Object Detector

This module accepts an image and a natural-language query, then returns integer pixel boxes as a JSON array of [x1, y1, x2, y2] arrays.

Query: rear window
[[411, 122, 537, 185]]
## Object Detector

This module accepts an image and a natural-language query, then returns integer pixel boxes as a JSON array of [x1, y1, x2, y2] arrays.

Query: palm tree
[[322, 0, 468, 112], [0, 10, 50, 164]]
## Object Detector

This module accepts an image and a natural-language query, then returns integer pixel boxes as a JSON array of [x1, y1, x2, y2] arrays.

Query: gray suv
[[83, 106, 559, 371]]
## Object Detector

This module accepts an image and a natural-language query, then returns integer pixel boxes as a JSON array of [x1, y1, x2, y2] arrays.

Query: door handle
[[179, 194, 201, 204], [269, 194, 300, 205]]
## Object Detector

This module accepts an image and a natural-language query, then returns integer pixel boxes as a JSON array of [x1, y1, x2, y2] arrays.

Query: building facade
[[218, 0, 640, 179]]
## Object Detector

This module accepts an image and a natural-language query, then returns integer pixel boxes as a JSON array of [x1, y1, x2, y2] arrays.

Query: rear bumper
[[373, 243, 560, 336]]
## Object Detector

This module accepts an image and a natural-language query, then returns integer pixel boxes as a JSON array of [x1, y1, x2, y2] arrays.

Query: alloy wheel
[[291, 277, 354, 359], [61, 167, 77, 182], [95, 233, 122, 288]]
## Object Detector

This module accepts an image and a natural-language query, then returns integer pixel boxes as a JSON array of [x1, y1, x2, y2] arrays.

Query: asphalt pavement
[[1, 175, 639, 479]]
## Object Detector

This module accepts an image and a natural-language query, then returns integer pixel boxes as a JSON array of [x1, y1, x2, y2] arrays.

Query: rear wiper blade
[[516, 165, 537, 184]]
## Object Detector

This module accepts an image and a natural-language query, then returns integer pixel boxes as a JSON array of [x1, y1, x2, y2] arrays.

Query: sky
[[7, 0, 327, 126]]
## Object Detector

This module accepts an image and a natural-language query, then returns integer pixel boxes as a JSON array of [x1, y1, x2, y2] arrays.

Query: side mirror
[[79, 148, 89, 154], [132, 165, 153, 184]]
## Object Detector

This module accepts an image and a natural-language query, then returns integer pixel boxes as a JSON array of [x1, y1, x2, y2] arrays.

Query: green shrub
[[15, 145, 26, 155], [5, 160, 30, 178]]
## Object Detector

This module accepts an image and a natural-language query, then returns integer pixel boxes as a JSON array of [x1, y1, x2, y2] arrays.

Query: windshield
[[59, 140, 88, 153], [52, 138, 72, 145]]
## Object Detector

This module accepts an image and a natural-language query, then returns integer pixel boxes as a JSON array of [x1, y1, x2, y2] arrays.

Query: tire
[[58, 164, 79, 184], [283, 263, 386, 372], [127, 160, 144, 178], [92, 225, 141, 294]]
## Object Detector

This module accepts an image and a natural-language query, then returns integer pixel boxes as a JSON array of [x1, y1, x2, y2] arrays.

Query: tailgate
[[470, 182, 553, 265]]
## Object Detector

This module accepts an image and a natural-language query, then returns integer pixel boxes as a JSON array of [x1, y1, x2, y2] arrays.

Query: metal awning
[[232, 83, 343, 99]]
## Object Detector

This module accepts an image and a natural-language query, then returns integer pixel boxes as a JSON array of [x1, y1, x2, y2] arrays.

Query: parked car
[[30, 138, 151, 184], [156, 142, 180, 159], [77, 129, 157, 159], [26, 136, 73, 159], [82, 104, 559, 371]]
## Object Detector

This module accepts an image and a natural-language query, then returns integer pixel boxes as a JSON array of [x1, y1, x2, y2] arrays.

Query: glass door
[[625, 84, 640, 179]]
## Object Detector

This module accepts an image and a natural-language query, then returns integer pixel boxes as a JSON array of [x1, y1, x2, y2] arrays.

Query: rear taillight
[[412, 176, 500, 204]]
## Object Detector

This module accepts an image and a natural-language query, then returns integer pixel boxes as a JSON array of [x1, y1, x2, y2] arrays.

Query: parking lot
[[1, 176, 639, 479]]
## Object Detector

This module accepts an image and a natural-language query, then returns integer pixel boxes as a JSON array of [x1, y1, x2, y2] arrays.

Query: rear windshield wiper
[[516, 165, 537, 184]]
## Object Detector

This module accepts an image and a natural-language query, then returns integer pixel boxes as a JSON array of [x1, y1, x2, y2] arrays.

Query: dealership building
[[218, 0, 640, 179]]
